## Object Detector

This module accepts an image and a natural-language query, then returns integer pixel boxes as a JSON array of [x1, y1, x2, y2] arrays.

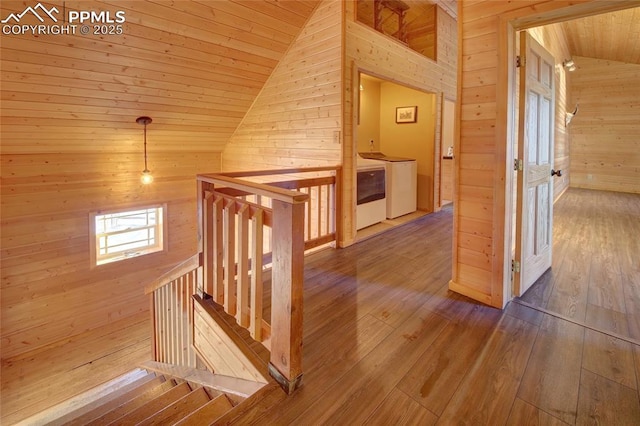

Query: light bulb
[[141, 169, 153, 184]]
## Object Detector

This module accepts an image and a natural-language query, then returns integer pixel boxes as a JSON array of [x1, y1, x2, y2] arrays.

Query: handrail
[[144, 253, 200, 295], [198, 174, 309, 204], [217, 166, 340, 178]]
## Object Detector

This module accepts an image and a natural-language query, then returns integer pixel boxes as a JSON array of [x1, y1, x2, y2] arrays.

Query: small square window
[[91, 205, 165, 266]]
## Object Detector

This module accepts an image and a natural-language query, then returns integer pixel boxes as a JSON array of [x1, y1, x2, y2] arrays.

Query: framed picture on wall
[[396, 106, 417, 123]]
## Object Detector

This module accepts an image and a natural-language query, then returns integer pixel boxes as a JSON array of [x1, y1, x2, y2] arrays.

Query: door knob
[[551, 169, 562, 177]]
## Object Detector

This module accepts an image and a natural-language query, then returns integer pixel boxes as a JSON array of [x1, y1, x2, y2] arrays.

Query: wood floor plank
[[545, 250, 590, 321], [505, 300, 544, 327], [582, 329, 637, 390], [368, 269, 447, 329], [363, 387, 438, 426], [506, 398, 569, 425], [633, 344, 640, 395], [517, 316, 584, 424], [519, 268, 557, 310], [421, 284, 483, 322], [576, 369, 640, 425], [587, 251, 625, 313], [622, 269, 640, 341], [437, 314, 538, 424], [397, 303, 502, 416], [291, 305, 449, 424], [585, 302, 631, 337], [253, 313, 394, 424]]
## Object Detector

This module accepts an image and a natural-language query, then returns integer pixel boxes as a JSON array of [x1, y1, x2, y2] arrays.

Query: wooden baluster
[[269, 199, 305, 394], [189, 273, 196, 366], [152, 292, 159, 361], [317, 185, 322, 239], [160, 285, 167, 363], [236, 204, 250, 327], [169, 282, 176, 364], [203, 192, 214, 297], [305, 187, 312, 240], [178, 277, 184, 366], [334, 168, 343, 245], [250, 209, 264, 341], [329, 182, 335, 234], [223, 199, 236, 315], [212, 197, 224, 303]]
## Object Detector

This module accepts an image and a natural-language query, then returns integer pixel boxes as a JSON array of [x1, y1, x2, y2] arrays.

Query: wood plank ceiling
[[562, 6, 640, 65], [0, 0, 321, 154]]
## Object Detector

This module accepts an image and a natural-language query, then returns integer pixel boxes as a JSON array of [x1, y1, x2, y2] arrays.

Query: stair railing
[[144, 254, 201, 367], [197, 166, 341, 393]]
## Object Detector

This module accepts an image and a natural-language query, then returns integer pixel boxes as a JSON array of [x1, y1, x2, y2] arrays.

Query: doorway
[[504, 5, 639, 309], [356, 72, 439, 240]]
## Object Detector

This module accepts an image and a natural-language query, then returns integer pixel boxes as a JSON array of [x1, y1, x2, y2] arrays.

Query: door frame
[[499, 1, 637, 304]]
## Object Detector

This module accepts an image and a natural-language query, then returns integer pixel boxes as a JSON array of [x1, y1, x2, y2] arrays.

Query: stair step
[[42, 370, 158, 426], [137, 386, 211, 425], [85, 378, 177, 425], [64, 375, 167, 425], [173, 394, 235, 426], [104, 381, 192, 425], [140, 360, 266, 398]]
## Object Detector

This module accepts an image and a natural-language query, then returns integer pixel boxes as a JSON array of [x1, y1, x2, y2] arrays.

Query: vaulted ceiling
[[1, 0, 321, 154], [562, 6, 640, 65], [3, 1, 637, 159]]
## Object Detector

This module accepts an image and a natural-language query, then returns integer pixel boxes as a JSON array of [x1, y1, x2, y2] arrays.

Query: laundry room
[[357, 72, 438, 214]]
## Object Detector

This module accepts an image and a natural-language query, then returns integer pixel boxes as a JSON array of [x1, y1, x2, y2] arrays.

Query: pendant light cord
[[143, 123, 148, 170]]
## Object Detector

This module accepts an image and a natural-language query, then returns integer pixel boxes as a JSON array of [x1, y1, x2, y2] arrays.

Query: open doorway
[[505, 6, 637, 312], [356, 72, 440, 240]]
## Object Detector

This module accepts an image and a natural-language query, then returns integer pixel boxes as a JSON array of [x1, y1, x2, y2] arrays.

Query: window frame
[[90, 204, 167, 267]]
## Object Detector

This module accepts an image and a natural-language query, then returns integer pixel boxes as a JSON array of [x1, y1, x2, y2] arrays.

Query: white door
[[514, 31, 556, 296]]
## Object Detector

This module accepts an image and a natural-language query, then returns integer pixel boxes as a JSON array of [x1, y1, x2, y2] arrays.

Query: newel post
[[269, 198, 305, 394]]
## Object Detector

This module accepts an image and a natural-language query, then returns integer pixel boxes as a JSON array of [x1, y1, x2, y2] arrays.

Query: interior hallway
[[519, 188, 640, 343], [2, 189, 639, 425]]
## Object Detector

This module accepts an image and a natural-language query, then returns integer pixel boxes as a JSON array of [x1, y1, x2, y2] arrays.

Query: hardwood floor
[[520, 188, 640, 343], [252, 189, 640, 425], [2, 188, 639, 425]]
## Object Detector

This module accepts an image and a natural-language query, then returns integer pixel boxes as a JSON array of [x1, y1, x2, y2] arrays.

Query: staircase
[[18, 362, 268, 425]]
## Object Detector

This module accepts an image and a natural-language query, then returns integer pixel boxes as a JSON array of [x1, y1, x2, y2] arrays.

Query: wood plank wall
[[343, 2, 457, 245], [221, 0, 342, 171], [1, 0, 317, 359], [454, 0, 634, 308], [568, 56, 640, 193]]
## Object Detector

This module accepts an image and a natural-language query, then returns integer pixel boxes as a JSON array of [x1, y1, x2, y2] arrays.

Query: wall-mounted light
[[563, 59, 576, 72], [136, 116, 153, 184]]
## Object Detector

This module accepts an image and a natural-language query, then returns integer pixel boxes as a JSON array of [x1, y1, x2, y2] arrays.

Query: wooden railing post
[[268, 198, 305, 394]]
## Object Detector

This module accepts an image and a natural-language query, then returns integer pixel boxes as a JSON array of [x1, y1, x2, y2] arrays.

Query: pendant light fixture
[[136, 116, 153, 184]]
